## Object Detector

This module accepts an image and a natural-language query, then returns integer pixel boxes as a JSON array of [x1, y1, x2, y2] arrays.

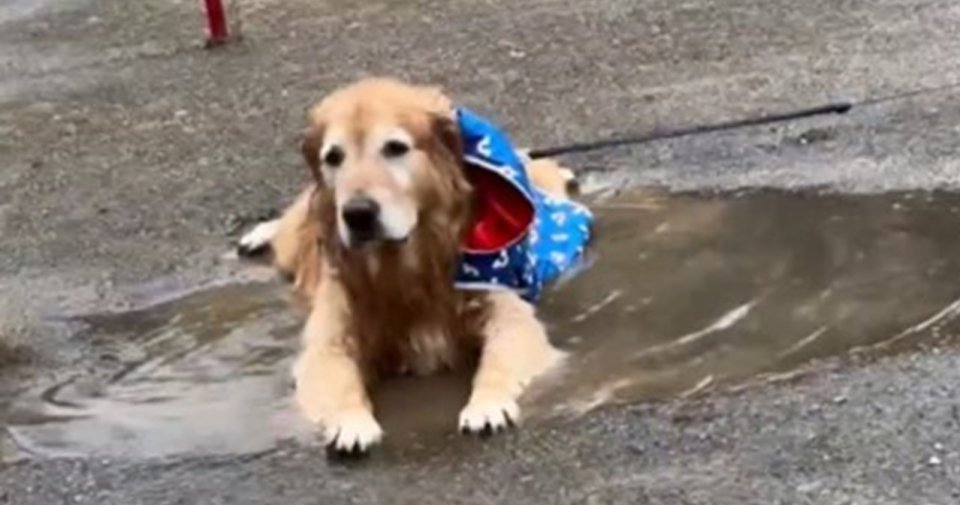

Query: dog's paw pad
[[458, 398, 519, 436], [237, 219, 279, 257], [324, 410, 383, 455]]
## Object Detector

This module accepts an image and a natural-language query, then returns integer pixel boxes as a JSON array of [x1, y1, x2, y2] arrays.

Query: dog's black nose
[[341, 196, 381, 238]]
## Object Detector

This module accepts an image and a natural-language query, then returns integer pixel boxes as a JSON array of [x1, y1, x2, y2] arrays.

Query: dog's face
[[302, 79, 467, 249]]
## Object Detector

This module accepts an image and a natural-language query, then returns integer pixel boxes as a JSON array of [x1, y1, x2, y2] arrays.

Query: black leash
[[526, 101, 853, 159]]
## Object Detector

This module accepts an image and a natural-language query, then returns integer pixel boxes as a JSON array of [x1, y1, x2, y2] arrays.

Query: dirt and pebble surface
[[1, 0, 960, 502]]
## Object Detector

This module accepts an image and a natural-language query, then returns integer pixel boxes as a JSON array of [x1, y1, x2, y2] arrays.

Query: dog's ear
[[301, 125, 325, 188], [430, 112, 463, 163], [415, 85, 461, 161]]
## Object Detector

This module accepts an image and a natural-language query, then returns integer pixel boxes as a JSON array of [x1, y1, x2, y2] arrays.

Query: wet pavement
[[5, 190, 960, 463], [3, 0, 960, 502]]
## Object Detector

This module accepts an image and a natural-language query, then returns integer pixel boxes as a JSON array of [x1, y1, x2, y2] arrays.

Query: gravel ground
[[1, 0, 960, 502]]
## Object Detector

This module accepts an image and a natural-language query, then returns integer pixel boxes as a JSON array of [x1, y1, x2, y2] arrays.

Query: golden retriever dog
[[238, 78, 591, 454]]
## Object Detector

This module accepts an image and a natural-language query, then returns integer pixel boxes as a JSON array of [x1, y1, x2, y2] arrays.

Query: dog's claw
[[458, 398, 519, 436], [322, 409, 384, 456], [479, 424, 496, 438], [503, 409, 516, 428], [326, 438, 368, 459]]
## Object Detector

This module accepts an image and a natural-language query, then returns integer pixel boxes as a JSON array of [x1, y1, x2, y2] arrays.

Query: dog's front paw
[[458, 396, 519, 436], [324, 409, 384, 455], [237, 219, 279, 257]]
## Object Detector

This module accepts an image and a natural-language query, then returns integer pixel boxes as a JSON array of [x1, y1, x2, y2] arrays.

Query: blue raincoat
[[453, 108, 593, 302]]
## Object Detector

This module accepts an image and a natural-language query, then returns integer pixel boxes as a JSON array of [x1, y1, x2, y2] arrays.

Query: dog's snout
[[342, 197, 381, 237]]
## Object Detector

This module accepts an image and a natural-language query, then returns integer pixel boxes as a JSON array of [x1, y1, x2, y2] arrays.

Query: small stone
[[934, 443, 945, 452], [831, 395, 847, 405], [929, 455, 942, 466]]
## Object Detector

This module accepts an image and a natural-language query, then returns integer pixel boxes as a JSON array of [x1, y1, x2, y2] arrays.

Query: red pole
[[203, 0, 229, 46]]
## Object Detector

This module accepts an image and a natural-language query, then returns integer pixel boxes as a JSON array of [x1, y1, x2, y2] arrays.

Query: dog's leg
[[237, 187, 314, 261], [525, 157, 574, 200], [294, 278, 383, 453], [459, 291, 564, 434], [237, 219, 280, 257]]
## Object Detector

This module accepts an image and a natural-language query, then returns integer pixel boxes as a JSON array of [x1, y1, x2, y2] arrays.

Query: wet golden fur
[[263, 78, 573, 451]]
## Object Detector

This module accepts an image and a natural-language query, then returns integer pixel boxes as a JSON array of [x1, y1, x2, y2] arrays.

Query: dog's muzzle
[[341, 196, 382, 246]]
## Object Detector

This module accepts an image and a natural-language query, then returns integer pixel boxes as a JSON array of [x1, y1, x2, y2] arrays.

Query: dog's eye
[[323, 146, 345, 168], [382, 140, 410, 158]]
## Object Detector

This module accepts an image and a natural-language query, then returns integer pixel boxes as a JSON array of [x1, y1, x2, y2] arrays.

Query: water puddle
[[4, 189, 960, 460], [2, 283, 310, 461], [531, 189, 960, 414]]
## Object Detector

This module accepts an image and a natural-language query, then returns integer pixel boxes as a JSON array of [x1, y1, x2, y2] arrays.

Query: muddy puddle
[[4, 189, 960, 461]]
